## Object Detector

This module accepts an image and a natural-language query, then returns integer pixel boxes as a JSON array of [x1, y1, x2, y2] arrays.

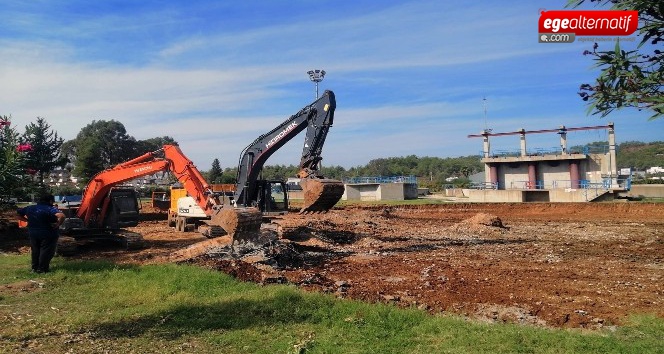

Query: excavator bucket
[[211, 207, 263, 244], [299, 178, 345, 213]]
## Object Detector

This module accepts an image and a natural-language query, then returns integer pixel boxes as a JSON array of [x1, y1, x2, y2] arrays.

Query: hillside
[[616, 141, 664, 170]]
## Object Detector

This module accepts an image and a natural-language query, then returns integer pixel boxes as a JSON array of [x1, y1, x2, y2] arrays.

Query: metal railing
[[509, 179, 590, 190], [469, 182, 498, 190], [344, 175, 417, 184], [505, 177, 633, 191], [478, 144, 612, 159]]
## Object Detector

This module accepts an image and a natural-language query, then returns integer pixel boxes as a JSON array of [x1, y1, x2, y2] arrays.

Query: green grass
[[1, 255, 662, 353]]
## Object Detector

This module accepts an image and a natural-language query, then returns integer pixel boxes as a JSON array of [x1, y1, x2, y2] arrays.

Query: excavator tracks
[[300, 178, 345, 213], [117, 231, 146, 250], [56, 236, 78, 256]]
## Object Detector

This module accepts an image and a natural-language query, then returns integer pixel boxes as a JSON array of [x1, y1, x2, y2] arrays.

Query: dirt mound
[[449, 213, 508, 234]]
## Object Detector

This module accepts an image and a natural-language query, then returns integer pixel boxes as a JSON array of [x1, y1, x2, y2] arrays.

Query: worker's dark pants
[[29, 233, 59, 272]]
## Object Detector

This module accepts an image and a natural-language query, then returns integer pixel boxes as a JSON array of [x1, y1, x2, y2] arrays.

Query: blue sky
[[1, 0, 662, 170]]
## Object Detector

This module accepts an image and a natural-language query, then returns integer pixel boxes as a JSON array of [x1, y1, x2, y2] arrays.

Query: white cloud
[[1, 0, 661, 172]]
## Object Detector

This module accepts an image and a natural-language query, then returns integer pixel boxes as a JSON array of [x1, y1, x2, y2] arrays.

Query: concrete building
[[467, 123, 629, 202], [342, 176, 418, 201]]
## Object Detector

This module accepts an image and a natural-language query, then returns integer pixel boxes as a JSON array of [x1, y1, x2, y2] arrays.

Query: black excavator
[[210, 90, 345, 244]]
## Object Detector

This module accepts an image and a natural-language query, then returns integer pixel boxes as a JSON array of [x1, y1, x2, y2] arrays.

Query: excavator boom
[[233, 90, 344, 214]]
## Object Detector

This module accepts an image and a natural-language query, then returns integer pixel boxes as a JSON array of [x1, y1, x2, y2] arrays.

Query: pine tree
[[21, 117, 67, 190], [0, 116, 28, 198], [209, 158, 223, 183]]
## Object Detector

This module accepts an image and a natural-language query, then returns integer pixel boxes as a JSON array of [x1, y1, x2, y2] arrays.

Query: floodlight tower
[[307, 69, 326, 99], [482, 97, 492, 133]]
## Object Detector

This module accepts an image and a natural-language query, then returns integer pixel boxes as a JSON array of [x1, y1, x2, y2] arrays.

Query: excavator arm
[[297, 91, 335, 179], [233, 90, 343, 212], [162, 145, 219, 212]]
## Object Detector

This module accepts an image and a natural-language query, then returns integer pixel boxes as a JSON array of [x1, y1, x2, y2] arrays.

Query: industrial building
[[342, 176, 418, 201], [467, 123, 629, 202]]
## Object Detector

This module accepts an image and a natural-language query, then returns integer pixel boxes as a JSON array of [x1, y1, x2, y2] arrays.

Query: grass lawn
[[1, 255, 662, 353]]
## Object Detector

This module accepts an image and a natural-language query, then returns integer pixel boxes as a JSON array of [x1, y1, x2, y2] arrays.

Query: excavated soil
[[2, 202, 663, 329]]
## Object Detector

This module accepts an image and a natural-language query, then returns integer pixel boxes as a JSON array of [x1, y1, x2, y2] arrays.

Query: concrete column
[[489, 163, 498, 189], [527, 162, 537, 189], [482, 132, 491, 158], [519, 129, 527, 157], [559, 125, 568, 154], [569, 161, 580, 189], [608, 122, 618, 187]]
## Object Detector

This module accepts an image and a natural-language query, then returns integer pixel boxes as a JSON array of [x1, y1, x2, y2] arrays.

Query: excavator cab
[[102, 188, 141, 229], [255, 180, 289, 216]]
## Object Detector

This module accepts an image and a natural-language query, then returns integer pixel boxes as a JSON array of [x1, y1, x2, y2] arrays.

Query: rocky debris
[[334, 280, 350, 294], [379, 207, 395, 218], [194, 257, 267, 283], [474, 304, 546, 327], [297, 273, 334, 287]]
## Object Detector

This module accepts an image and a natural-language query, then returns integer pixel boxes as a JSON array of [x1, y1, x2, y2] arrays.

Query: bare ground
[[2, 202, 663, 329]]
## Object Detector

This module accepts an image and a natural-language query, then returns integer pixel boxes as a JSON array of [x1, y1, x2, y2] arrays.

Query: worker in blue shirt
[[17, 194, 65, 273]]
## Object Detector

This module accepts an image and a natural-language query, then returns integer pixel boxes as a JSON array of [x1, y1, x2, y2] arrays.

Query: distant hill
[[568, 141, 664, 170], [616, 141, 664, 170]]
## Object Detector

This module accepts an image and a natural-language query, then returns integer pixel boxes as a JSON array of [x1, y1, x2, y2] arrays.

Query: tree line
[[208, 155, 484, 191], [1, 116, 176, 200], [2, 115, 663, 200], [1, 116, 487, 198]]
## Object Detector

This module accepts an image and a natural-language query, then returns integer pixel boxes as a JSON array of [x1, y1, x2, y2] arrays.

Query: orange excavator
[[55, 144, 230, 253]]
